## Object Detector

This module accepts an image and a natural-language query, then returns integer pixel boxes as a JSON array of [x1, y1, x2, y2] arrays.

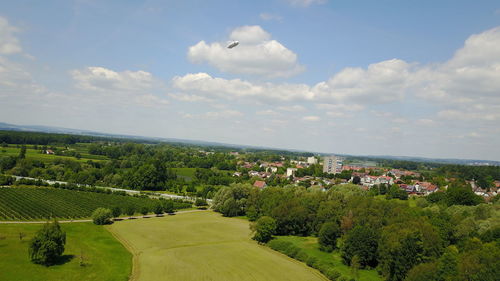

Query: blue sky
[[1, 0, 500, 160]]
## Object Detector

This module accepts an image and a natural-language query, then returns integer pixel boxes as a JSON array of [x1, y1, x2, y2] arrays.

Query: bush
[[92, 208, 113, 225], [29, 220, 66, 266], [251, 216, 276, 243], [111, 206, 121, 218], [125, 205, 135, 217], [194, 198, 208, 209]]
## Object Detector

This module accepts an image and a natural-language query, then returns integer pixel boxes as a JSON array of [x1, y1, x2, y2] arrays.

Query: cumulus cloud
[[260, 13, 283, 22], [313, 59, 411, 103], [70, 66, 168, 107], [71, 67, 156, 92], [0, 17, 22, 55], [187, 25, 304, 78], [172, 72, 313, 101], [414, 27, 500, 120], [302, 115, 321, 121]]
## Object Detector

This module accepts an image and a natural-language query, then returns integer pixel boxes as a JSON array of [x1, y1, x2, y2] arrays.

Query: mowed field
[[0, 222, 131, 281], [107, 211, 328, 281]]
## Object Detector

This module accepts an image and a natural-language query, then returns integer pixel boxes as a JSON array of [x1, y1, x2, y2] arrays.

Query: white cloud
[[204, 110, 243, 119], [172, 72, 313, 101], [414, 27, 500, 118], [302, 115, 321, 121], [0, 17, 22, 55], [286, 0, 327, 7], [313, 59, 411, 103], [415, 119, 435, 126], [71, 67, 155, 92], [187, 25, 304, 78], [277, 105, 306, 111], [70, 66, 168, 107], [168, 93, 212, 102], [437, 109, 500, 121], [256, 109, 279, 116], [260, 13, 283, 22]]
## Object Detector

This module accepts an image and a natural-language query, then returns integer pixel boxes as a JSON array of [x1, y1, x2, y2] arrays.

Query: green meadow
[[0, 222, 131, 281]]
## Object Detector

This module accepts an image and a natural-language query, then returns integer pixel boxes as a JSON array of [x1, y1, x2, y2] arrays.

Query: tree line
[[212, 183, 499, 281]]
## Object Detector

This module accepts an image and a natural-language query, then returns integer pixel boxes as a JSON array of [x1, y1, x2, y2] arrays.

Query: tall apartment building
[[322, 155, 342, 174], [307, 156, 318, 165]]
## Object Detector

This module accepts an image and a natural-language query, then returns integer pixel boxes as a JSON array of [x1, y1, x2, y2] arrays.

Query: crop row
[[0, 187, 170, 220]]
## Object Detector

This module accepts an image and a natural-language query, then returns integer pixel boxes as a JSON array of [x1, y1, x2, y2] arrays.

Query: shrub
[[29, 220, 66, 266], [194, 198, 208, 209], [125, 205, 135, 217], [92, 208, 113, 225], [111, 206, 121, 218], [251, 216, 276, 243]]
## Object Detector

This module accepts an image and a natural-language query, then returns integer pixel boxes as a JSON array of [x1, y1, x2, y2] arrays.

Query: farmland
[[0, 186, 189, 220], [106, 211, 328, 281], [0, 144, 108, 163], [0, 222, 131, 281]]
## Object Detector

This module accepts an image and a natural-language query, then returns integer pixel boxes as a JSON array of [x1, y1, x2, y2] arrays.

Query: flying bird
[[227, 41, 239, 49]]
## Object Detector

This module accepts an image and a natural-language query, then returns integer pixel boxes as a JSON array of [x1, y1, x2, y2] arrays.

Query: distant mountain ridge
[[1, 122, 498, 165]]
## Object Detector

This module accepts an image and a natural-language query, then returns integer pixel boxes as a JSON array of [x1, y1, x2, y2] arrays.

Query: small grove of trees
[[251, 216, 276, 243], [29, 220, 66, 266], [92, 208, 113, 225]]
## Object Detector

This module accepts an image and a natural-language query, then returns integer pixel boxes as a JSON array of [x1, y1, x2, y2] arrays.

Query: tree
[[111, 206, 121, 218], [19, 145, 26, 159], [352, 176, 361, 185], [92, 208, 113, 225], [163, 200, 175, 214], [405, 262, 439, 281], [445, 183, 483, 206], [153, 202, 163, 216], [341, 225, 378, 268], [437, 246, 458, 281], [251, 216, 276, 243], [125, 205, 135, 217], [29, 220, 66, 266], [318, 222, 341, 252], [140, 206, 149, 216]]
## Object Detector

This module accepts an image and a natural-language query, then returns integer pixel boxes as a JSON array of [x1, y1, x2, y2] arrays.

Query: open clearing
[[107, 211, 328, 281], [0, 222, 131, 281]]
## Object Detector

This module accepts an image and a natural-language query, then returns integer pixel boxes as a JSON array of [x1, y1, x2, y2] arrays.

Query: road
[[0, 209, 205, 224]]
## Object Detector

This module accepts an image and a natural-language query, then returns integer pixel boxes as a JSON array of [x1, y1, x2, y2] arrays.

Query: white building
[[322, 155, 342, 174], [286, 168, 298, 177], [307, 156, 318, 165]]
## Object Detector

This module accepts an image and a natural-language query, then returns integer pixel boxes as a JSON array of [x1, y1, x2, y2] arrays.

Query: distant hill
[[1, 122, 498, 166]]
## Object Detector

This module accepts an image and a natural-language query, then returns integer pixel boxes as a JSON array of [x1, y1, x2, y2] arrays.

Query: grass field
[[0, 146, 106, 163], [172, 167, 197, 182], [0, 186, 174, 220], [0, 222, 131, 281], [107, 211, 328, 281], [272, 236, 382, 281]]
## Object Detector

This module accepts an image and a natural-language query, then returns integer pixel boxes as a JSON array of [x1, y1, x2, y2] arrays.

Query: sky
[[1, 0, 500, 161]]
